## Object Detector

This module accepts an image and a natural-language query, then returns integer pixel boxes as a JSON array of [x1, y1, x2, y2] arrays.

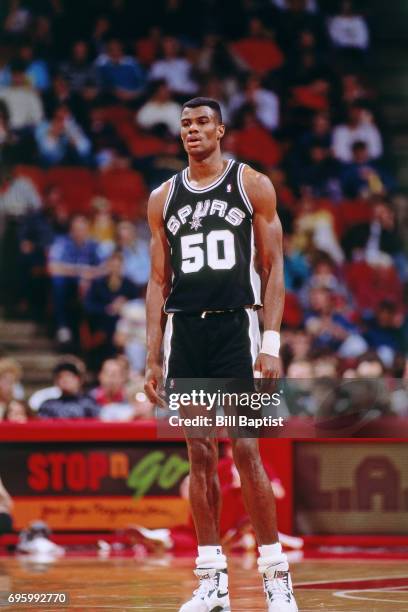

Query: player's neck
[[187, 150, 226, 184]]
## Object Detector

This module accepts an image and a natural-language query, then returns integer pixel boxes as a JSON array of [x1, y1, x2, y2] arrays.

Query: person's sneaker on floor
[[263, 567, 298, 611], [179, 568, 231, 611]]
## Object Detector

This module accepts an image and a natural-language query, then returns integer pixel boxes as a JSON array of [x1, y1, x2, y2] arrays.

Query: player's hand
[[144, 362, 165, 406], [254, 353, 281, 379]]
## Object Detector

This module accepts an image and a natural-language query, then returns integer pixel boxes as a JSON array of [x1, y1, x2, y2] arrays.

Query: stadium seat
[[46, 167, 96, 213], [344, 261, 403, 312], [96, 168, 147, 216], [336, 199, 373, 237], [14, 165, 46, 192], [102, 106, 134, 129]]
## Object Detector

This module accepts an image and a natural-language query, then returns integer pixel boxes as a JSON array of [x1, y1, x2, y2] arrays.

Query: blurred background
[[0, 0, 407, 551], [0, 0, 407, 421]]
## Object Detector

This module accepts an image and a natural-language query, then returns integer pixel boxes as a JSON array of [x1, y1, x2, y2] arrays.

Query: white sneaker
[[263, 568, 298, 611], [17, 536, 64, 557], [179, 568, 231, 612]]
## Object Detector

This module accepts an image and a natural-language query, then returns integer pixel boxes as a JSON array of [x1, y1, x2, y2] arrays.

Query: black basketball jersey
[[163, 159, 261, 313]]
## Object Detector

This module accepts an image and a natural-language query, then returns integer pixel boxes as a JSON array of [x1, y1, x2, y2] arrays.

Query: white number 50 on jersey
[[181, 230, 236, 273]]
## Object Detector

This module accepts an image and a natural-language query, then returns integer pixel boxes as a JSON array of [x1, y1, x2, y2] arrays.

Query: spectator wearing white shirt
[[136, 79, 181, 137], [0, 60, 43, 130], [332, 104, 382, 163], [328, 0, 370, 51], [149, 37, 198, 97], [229, 74, 280, 131]]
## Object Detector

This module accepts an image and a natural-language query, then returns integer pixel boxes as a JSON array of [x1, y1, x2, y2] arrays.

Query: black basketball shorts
[[163, 308, 260, 380]]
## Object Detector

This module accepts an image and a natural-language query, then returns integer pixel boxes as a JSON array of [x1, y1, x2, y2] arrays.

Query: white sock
[[257, 542, 288, 573], [196, 545, 227, 570]]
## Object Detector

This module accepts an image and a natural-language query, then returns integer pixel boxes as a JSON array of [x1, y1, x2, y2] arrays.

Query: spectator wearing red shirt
[[91, 358, 127, 406]]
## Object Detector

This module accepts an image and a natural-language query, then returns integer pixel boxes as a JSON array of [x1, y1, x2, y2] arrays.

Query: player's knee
[[231, 438, 259, 471], [187, 439, 216, 469]]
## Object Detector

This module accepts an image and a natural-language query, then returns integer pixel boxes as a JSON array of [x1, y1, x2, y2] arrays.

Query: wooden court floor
[[0, 555, 408, 611]]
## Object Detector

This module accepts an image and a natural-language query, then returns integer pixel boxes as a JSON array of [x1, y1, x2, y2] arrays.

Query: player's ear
[[217, 123, 225, 140]]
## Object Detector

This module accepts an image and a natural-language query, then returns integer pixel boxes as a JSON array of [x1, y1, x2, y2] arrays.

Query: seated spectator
[[196, 34, 245, 82], [0, 162, 41, 221], [35, 104, 91, 166], [86, 105, 129, 169], [0, 358, 23, 419], [231, 105, 281, 167], [42, 74, 77, 118], [90, 358, 127, 407], [363, 300, 404, 360], [149, 36, 198, 97], [0, 100, 35, 163], [0, 59, 44, 130], [28, 356, 86, 411], [298, 112, 333, 156], [229, 74, 280, 132], [328, 0, 370, 52], [277, 0, 326, 50], [136, 79, 181, 137], [340, 141, 395, 198], [332, 104, 382, 163], [295, 144, 342, 199], [48, 215, 102, 346], [299, 255, 350, 308], [283, 235, 310, 292], [114, 299, 146, 375], [18, 41, 50, 91], [38, 361, 99, 419], [60, 40, 98, 93], [0, 161, 43, 314], [18, 184, 69, 319], [232, 17, 284, 76], [341, 199, 404, 268], [0, 476, 13, 534], [98, 377, 153, 421], [116, 220, 150, 289], [292, 187, 344, 264], [341, 72, 373, 106], [89, 197, 116, 258], [4, 399, 32, 422], [134, 26, 162, 68], [95, 38, 145, 102], [84, 250, 140, 352], [305, 286, 366, 357]]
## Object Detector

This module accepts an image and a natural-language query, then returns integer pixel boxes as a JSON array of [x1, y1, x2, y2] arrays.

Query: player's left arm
[[243, 165, 284, 379]]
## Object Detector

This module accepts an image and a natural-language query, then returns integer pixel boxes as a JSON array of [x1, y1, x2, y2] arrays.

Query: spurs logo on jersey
[[167, 199, 246, 236], [163, 160, 261, 313]]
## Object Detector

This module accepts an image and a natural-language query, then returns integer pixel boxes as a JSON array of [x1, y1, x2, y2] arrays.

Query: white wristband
[[260, 330, 280, 357]]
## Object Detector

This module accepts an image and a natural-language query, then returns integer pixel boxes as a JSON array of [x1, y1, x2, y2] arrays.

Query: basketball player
[[145, 97, 298, 612]]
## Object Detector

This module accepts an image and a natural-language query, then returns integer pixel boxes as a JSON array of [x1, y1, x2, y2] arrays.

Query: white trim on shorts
[[163, 313, 174, 380], [246, 308, 261, 367]]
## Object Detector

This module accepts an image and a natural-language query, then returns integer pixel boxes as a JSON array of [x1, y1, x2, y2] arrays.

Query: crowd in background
[[0, 0, 407, 422]]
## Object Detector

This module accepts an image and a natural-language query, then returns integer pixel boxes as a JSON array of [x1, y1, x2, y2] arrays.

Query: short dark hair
[[182, 97, 222, 124], [53, 362, 81, 378]]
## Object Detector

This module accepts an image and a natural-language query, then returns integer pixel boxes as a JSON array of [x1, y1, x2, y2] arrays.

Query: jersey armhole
[[237, 163, 254, 215], [163, 175, 176, 219]]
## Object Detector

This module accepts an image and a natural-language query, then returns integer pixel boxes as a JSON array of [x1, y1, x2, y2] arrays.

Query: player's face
[[180, 106, 225, 159]]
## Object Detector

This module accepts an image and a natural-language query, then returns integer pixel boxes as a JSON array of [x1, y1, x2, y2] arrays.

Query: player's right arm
[[144, 181, 172, 405]]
